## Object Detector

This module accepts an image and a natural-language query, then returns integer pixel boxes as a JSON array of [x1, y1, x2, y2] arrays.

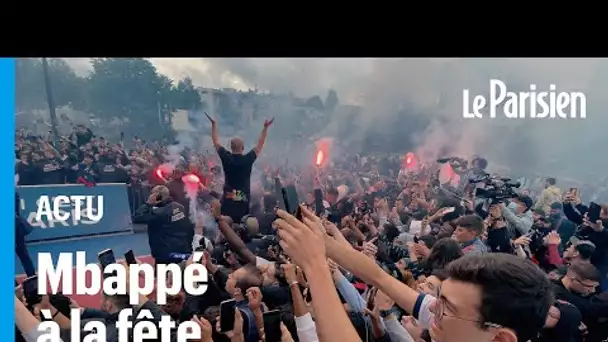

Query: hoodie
[[536, 186, 562, 214]]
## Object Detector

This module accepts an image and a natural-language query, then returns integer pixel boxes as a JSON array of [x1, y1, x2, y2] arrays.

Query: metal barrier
[[127, 184, 152, 223]]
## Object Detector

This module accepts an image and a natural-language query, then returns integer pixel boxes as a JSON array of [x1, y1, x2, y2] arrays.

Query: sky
[[62, 58, 608, 182]]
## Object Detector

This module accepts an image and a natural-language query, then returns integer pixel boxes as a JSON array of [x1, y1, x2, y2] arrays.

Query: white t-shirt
[[413, 293, 436, 329]]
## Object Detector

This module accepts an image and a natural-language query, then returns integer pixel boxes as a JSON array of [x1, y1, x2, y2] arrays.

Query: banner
[[18, 183, 133, 242]]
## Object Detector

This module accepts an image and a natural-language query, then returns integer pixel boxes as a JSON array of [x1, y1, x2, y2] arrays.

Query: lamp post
[[41, 58, 60, 144]]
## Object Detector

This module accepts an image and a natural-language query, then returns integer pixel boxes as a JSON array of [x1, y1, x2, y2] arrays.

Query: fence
[[126, 184, 153, 222], [17, 183, 134, 243]]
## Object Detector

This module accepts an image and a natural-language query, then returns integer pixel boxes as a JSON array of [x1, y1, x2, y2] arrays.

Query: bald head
[[230, 137, 244, 154]]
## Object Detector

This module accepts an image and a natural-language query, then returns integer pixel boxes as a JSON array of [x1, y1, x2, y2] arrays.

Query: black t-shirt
[[16, 162, 38, 185], [96, 161, 118, 183], [218, 147, 256, 201], [533, 301, 582, 342], [37, 158, 64, 184]]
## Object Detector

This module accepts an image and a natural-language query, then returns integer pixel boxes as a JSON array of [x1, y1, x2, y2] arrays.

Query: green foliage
[[16, 58, 85, 111], [15, 58, 202, 129]]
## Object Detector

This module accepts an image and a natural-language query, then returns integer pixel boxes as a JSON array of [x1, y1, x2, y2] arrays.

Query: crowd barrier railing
[[18, 183, 133, 243], [126, 184, 153, 223]]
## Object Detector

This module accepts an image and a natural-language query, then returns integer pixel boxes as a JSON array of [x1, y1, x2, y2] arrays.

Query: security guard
[[134, 185, 194, 266]]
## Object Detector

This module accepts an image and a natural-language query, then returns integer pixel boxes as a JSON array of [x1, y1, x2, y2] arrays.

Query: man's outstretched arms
[[253, 118, 274, 156], [205, 112, 222, 149]]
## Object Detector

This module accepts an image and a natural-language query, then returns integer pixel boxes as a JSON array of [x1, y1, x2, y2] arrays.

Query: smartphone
[[366, 287, 378, 311], [274, 177, 286, 211], [569, 187, 578, 197], [281, 185, 300, 217], [22, 275, 40, 305], [588, 202, 602, 222], [98, 249, 116, 268], [124, 250, 137, 265], [263, 310, 283, 342], [220, 299, 237, 332]]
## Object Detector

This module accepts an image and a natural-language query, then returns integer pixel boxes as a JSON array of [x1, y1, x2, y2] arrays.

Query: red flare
[[183, 173, 200, 184], [404, 152, 416, 169], [316, 150, 324, 167], [155, 167, 168, 182]]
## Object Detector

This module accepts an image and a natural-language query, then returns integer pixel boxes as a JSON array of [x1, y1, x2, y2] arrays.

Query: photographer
[[454, 156, 487, 194]]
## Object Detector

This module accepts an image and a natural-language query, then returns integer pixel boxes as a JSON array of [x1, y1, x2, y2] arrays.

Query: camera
[[472, 173, 521, 205], [528, 227, 550, 253]]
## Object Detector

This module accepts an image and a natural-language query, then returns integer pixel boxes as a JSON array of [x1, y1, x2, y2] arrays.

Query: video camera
[[472, 173, 521, 205]]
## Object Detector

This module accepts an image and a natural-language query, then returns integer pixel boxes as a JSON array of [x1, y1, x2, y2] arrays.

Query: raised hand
[[204, 112, 216, 125], [264, 117, 275, 128]]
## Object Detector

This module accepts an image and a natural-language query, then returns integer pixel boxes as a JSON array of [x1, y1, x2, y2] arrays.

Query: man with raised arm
[[206, 113, 274, 222]]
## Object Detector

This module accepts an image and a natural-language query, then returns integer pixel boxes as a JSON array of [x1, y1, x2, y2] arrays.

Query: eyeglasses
[[434, 297, 503, 329], [569, 276, 598, 289]]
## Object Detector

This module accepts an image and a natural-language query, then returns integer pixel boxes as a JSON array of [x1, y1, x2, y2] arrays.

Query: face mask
[[550, 212, 563, 219]]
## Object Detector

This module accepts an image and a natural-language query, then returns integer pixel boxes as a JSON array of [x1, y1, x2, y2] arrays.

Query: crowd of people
[[14, 115, 608, 342]]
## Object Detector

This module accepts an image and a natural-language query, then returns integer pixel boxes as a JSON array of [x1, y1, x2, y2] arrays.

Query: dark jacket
[[167, 178, 190, 218], [134, 198, 194, 261]]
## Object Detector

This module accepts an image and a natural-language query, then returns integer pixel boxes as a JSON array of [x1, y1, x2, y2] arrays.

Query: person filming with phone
[[206, 113, 274, 223], [133, 185, 194, 267]]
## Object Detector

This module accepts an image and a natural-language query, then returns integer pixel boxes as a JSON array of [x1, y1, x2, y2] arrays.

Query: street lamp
[[41, 58, 60, 144]]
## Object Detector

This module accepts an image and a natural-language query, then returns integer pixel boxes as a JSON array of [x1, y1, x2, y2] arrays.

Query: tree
[[86, 58, 164, 119], [15, 58, 84, 112], [157, 75, 175, 106], [324, 89, 338, 112], [172, 77, 202, 110]]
